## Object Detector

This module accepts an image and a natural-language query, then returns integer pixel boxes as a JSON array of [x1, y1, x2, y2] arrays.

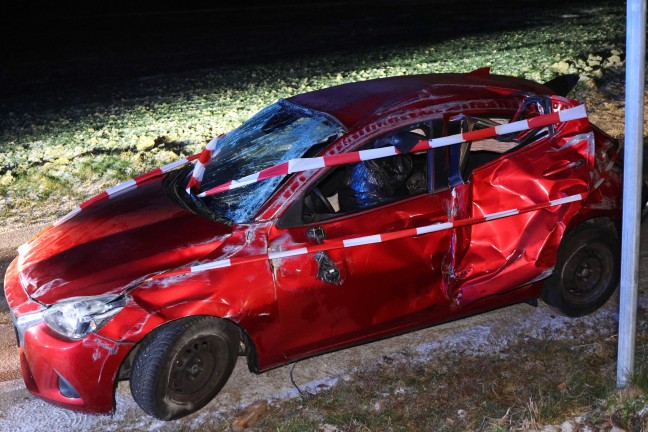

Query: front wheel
[[130, 316, 239, 420], [541, 224, 620, 317]]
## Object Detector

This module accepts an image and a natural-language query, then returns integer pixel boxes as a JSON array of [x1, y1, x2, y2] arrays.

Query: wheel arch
[[565, 215, 620, 240], [541, 215, 621, 316], [116, 313, 262, 384]]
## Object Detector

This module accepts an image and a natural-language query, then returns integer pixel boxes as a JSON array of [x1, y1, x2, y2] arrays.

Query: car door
[[267, 128, 456, 359], [447, 105, 594, 306]]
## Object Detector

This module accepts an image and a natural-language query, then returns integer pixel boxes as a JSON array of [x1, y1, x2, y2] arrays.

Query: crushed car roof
[[286, 71, 555, 129]]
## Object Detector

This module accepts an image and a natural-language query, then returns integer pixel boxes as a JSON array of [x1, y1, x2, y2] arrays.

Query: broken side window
[[455, 104, 552, 180]]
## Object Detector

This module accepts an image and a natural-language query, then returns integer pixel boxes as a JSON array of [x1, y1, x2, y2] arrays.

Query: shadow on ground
[[0, 250, 16, 312]]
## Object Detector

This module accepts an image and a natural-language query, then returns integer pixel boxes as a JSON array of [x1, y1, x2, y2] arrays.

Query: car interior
[[279, 98, 553, 227]]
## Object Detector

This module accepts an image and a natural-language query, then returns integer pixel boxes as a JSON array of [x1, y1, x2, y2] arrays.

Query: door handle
[[306, 226, 326, 244]]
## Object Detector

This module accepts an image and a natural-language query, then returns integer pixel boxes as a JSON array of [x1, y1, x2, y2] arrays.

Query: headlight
[[42, 294, 126, 340], [13, 311, 44, 347]]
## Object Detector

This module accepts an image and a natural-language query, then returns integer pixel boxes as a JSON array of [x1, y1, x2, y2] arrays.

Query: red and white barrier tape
[[186, 136, 220, 193], [197, 105, 588, 197], [51, 104, 589, 227], [53, 154, 200, 226], [149, 193, 585, 281]]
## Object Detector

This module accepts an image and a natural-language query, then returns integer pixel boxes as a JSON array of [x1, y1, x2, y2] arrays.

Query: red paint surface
[[17, 178, 232, 305], [286, 73, 554, 129], [3, 72, 622, 414], [20, 324, 133, 413]]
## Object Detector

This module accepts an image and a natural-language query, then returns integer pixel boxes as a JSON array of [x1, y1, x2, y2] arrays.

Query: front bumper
[[20, 323, 132, 413], [4, 258, 133, 413]]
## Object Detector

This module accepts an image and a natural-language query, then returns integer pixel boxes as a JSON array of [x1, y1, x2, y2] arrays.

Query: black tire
[[130, 316, 239, 420], [541, 224, 620, 317]]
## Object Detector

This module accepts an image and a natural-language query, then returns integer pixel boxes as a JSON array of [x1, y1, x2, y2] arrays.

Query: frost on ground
[[0, 2, 629, 228]]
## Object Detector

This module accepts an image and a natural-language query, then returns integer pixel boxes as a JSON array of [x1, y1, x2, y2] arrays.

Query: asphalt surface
[[0, 221, 646, 431]]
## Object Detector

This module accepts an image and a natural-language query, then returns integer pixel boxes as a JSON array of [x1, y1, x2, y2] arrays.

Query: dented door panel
[[269, 191, 454, 358], [450, 117, 594, 305]]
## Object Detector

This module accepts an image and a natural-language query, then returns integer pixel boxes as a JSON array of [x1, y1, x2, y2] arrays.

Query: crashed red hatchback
[[4, 70, 623, 420]]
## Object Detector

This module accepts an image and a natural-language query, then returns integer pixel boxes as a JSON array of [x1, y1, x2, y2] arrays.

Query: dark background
[[0, 0, 608, 100]]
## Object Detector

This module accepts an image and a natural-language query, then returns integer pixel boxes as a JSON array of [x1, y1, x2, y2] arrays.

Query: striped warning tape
[[149, 193, 585, 281], [197, 105, 588, 198], [186, 136, 221, 193], [53, 154, 200, 226], [50, 104, 589, 227]]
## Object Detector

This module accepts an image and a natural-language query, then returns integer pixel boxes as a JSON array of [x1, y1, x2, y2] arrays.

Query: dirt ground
[[0, 266, 643, 432]]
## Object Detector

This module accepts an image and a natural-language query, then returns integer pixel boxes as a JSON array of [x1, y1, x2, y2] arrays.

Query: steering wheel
[[311, 187, 335, 213]]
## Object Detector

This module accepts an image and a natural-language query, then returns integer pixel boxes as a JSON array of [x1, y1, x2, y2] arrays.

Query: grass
[[203, 319, 648, 432], [187, 301, 648, 431], [250, 340, 615, 431], [0, 1, 627, 227]]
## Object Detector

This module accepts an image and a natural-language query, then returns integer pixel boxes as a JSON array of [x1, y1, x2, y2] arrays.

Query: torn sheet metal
[[446, 110, 597, 305]]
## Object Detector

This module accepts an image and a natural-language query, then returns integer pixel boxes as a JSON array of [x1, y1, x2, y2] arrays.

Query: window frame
[[277, 121, 442, 229]]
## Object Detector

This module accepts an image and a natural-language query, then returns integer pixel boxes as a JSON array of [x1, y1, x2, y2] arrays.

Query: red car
[[4, 70, 622, 420]]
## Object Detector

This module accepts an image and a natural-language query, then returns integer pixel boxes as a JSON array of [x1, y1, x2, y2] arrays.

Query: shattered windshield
[[196, 100, 344, 223]]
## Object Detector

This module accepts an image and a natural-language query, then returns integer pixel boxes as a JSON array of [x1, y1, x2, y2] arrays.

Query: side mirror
[[305, 227, 341, 284], [315, 252, 341, 285]]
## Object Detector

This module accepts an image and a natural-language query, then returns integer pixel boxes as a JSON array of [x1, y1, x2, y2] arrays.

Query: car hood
[[17, 177, 232, 305]]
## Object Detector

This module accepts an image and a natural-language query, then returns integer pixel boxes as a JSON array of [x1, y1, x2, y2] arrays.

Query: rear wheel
[[130, 316, 239, 420], [541, 224, 620, 317]]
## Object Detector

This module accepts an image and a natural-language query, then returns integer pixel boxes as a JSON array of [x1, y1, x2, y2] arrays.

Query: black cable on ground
[[289, 362, 307, 400]]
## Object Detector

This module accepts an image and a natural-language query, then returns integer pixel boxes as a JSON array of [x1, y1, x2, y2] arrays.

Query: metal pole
[[617, 0, 646, 387]]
